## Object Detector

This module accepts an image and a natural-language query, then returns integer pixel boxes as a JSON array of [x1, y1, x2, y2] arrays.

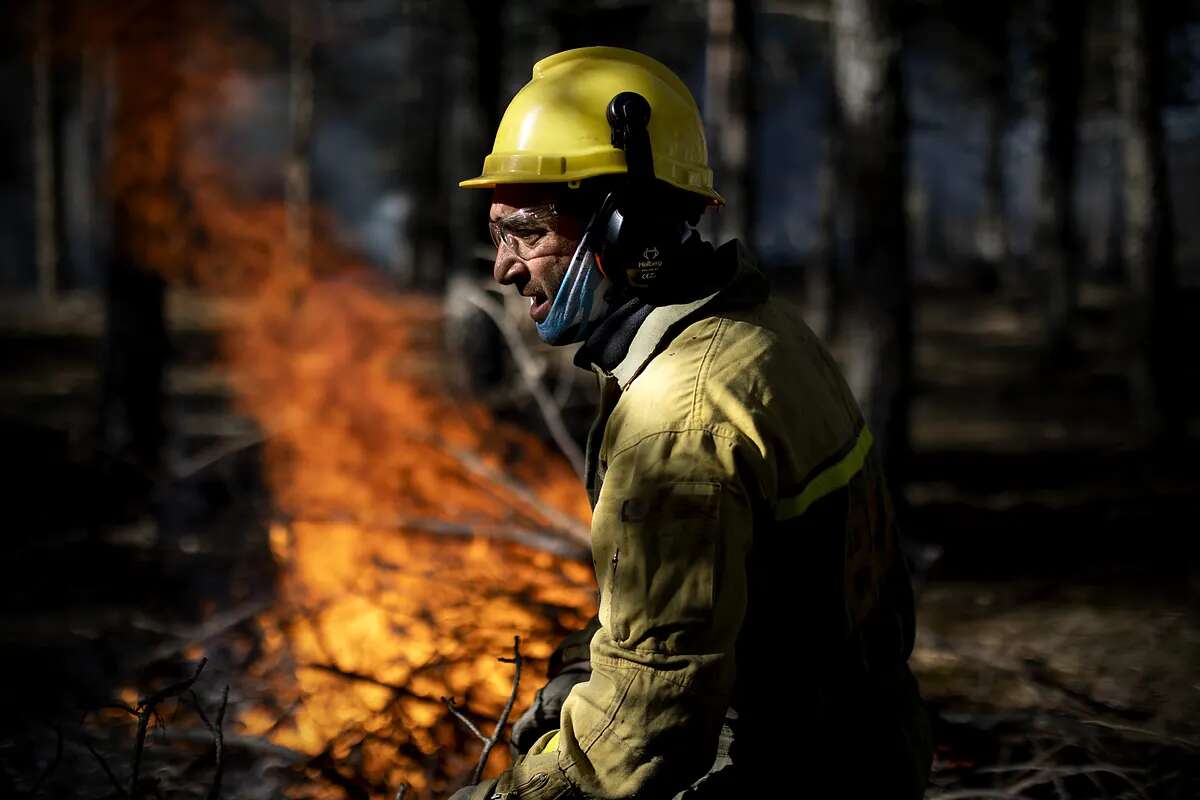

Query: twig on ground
[[471, 636, 524, 785], [927, 791, 1039, 800], [1078, 718, 1200, 752], [1006, 765, 1150, 800], [31, 725, 63, 796], [131, 658, 208, 796], [393, 784, 409, 800]]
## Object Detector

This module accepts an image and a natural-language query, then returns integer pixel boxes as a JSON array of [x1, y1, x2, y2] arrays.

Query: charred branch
[[130, 658, 208, 796], [87, 741, 127, 799], [190, 685, 229, 800]]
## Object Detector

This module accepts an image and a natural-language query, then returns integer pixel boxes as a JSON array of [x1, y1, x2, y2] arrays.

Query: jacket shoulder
[[607, 297, 865, 497]]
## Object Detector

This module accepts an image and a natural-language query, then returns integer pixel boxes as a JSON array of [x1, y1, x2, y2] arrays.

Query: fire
[[242, 520, 595, 797], [216, 272, 597, 798], [87, 3, 599, 795]]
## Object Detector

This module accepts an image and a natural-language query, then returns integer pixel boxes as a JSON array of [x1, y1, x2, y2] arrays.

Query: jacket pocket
[[610, 481, 722, 650]]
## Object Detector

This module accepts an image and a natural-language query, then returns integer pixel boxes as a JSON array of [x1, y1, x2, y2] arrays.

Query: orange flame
[[97, 3, 598, 795]]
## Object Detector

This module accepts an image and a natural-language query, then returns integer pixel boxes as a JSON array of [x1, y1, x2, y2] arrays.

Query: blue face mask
[[535, 199, 620, 346], [535, 246, 614, 345]]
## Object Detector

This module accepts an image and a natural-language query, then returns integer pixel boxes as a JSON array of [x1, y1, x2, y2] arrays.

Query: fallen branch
[[440, 444, 591, 546], [280, 512, 589, 561], [1078, 718, 1200, 752]]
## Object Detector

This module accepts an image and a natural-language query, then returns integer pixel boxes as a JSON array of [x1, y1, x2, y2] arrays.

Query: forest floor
[[0, 278, 1197, 798]]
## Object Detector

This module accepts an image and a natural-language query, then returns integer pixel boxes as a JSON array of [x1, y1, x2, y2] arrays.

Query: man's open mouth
[[528, 290, 550, 322]]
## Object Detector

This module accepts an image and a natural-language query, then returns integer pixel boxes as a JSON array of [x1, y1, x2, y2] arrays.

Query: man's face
[[490, 184, 584, 323]]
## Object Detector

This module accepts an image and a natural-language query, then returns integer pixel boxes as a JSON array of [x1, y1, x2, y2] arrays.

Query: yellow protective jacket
[[493, 243, 930, 799]]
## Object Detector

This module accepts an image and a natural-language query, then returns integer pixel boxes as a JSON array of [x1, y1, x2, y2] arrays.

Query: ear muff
[[601, 92, 684, 296]]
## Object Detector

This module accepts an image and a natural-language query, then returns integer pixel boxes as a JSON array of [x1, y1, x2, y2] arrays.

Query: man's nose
[[493, 244, 520, 285]]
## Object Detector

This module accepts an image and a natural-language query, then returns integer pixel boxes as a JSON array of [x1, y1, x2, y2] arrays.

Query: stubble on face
[[490, 185, 584, 323]]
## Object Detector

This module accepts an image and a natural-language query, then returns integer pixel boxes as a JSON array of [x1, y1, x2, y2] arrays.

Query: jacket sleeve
[[548, 427, 755, 799]]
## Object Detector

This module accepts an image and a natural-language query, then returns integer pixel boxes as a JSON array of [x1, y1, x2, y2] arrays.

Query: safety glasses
[[488, 204, 558, 255]]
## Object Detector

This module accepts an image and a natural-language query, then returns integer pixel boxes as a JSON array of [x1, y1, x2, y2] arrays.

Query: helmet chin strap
[[535, 194, 621, 346]]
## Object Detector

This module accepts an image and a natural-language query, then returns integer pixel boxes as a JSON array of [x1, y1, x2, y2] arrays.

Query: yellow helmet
[[459, 46, 723, 205]]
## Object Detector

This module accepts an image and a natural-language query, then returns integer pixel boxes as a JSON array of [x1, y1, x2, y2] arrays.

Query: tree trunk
[[1036, 0, 1086, 357], [978, 5, 1011, 283], [830, 0, 911, 483], [100, 5, 183, 477], [448, 0, 504, 276], [705, 0, 756, 248], [1118, 0, 1179, 443], [286, 0, 314, 284], [807, 109, 840, 343], [33, 0, 59, 303]]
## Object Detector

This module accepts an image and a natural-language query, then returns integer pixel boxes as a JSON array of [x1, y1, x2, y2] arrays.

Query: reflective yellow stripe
[[775, 427, 874, 521], [542, 730, 560, 753]]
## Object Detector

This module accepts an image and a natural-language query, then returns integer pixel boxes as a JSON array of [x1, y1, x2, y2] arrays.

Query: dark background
[[1, 1, 1198, 798]]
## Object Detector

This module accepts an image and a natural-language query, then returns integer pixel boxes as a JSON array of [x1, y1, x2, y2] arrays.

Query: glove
[[510, 664, 590, 754]]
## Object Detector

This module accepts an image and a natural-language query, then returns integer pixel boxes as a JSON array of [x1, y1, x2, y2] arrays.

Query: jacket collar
[[607, 240, 769, 389]]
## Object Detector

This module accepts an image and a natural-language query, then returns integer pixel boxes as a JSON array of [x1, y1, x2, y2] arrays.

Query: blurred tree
[[99, 3, 185, 478], [705, 0, 757, 247], [808, 79, 839, 343], [412, 5, 453, 289], [286, 0, 314, 279], [1118, 0, 1180, 443], [445, 0, 504, 280], [830, 0, 911, 481], [1035, 0, 1086, 357], [978, 2, 1011, 283], [32, 0, 59, 303]]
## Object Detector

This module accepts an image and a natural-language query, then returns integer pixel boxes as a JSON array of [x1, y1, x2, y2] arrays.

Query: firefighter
[[453, 46, 932, 799]]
